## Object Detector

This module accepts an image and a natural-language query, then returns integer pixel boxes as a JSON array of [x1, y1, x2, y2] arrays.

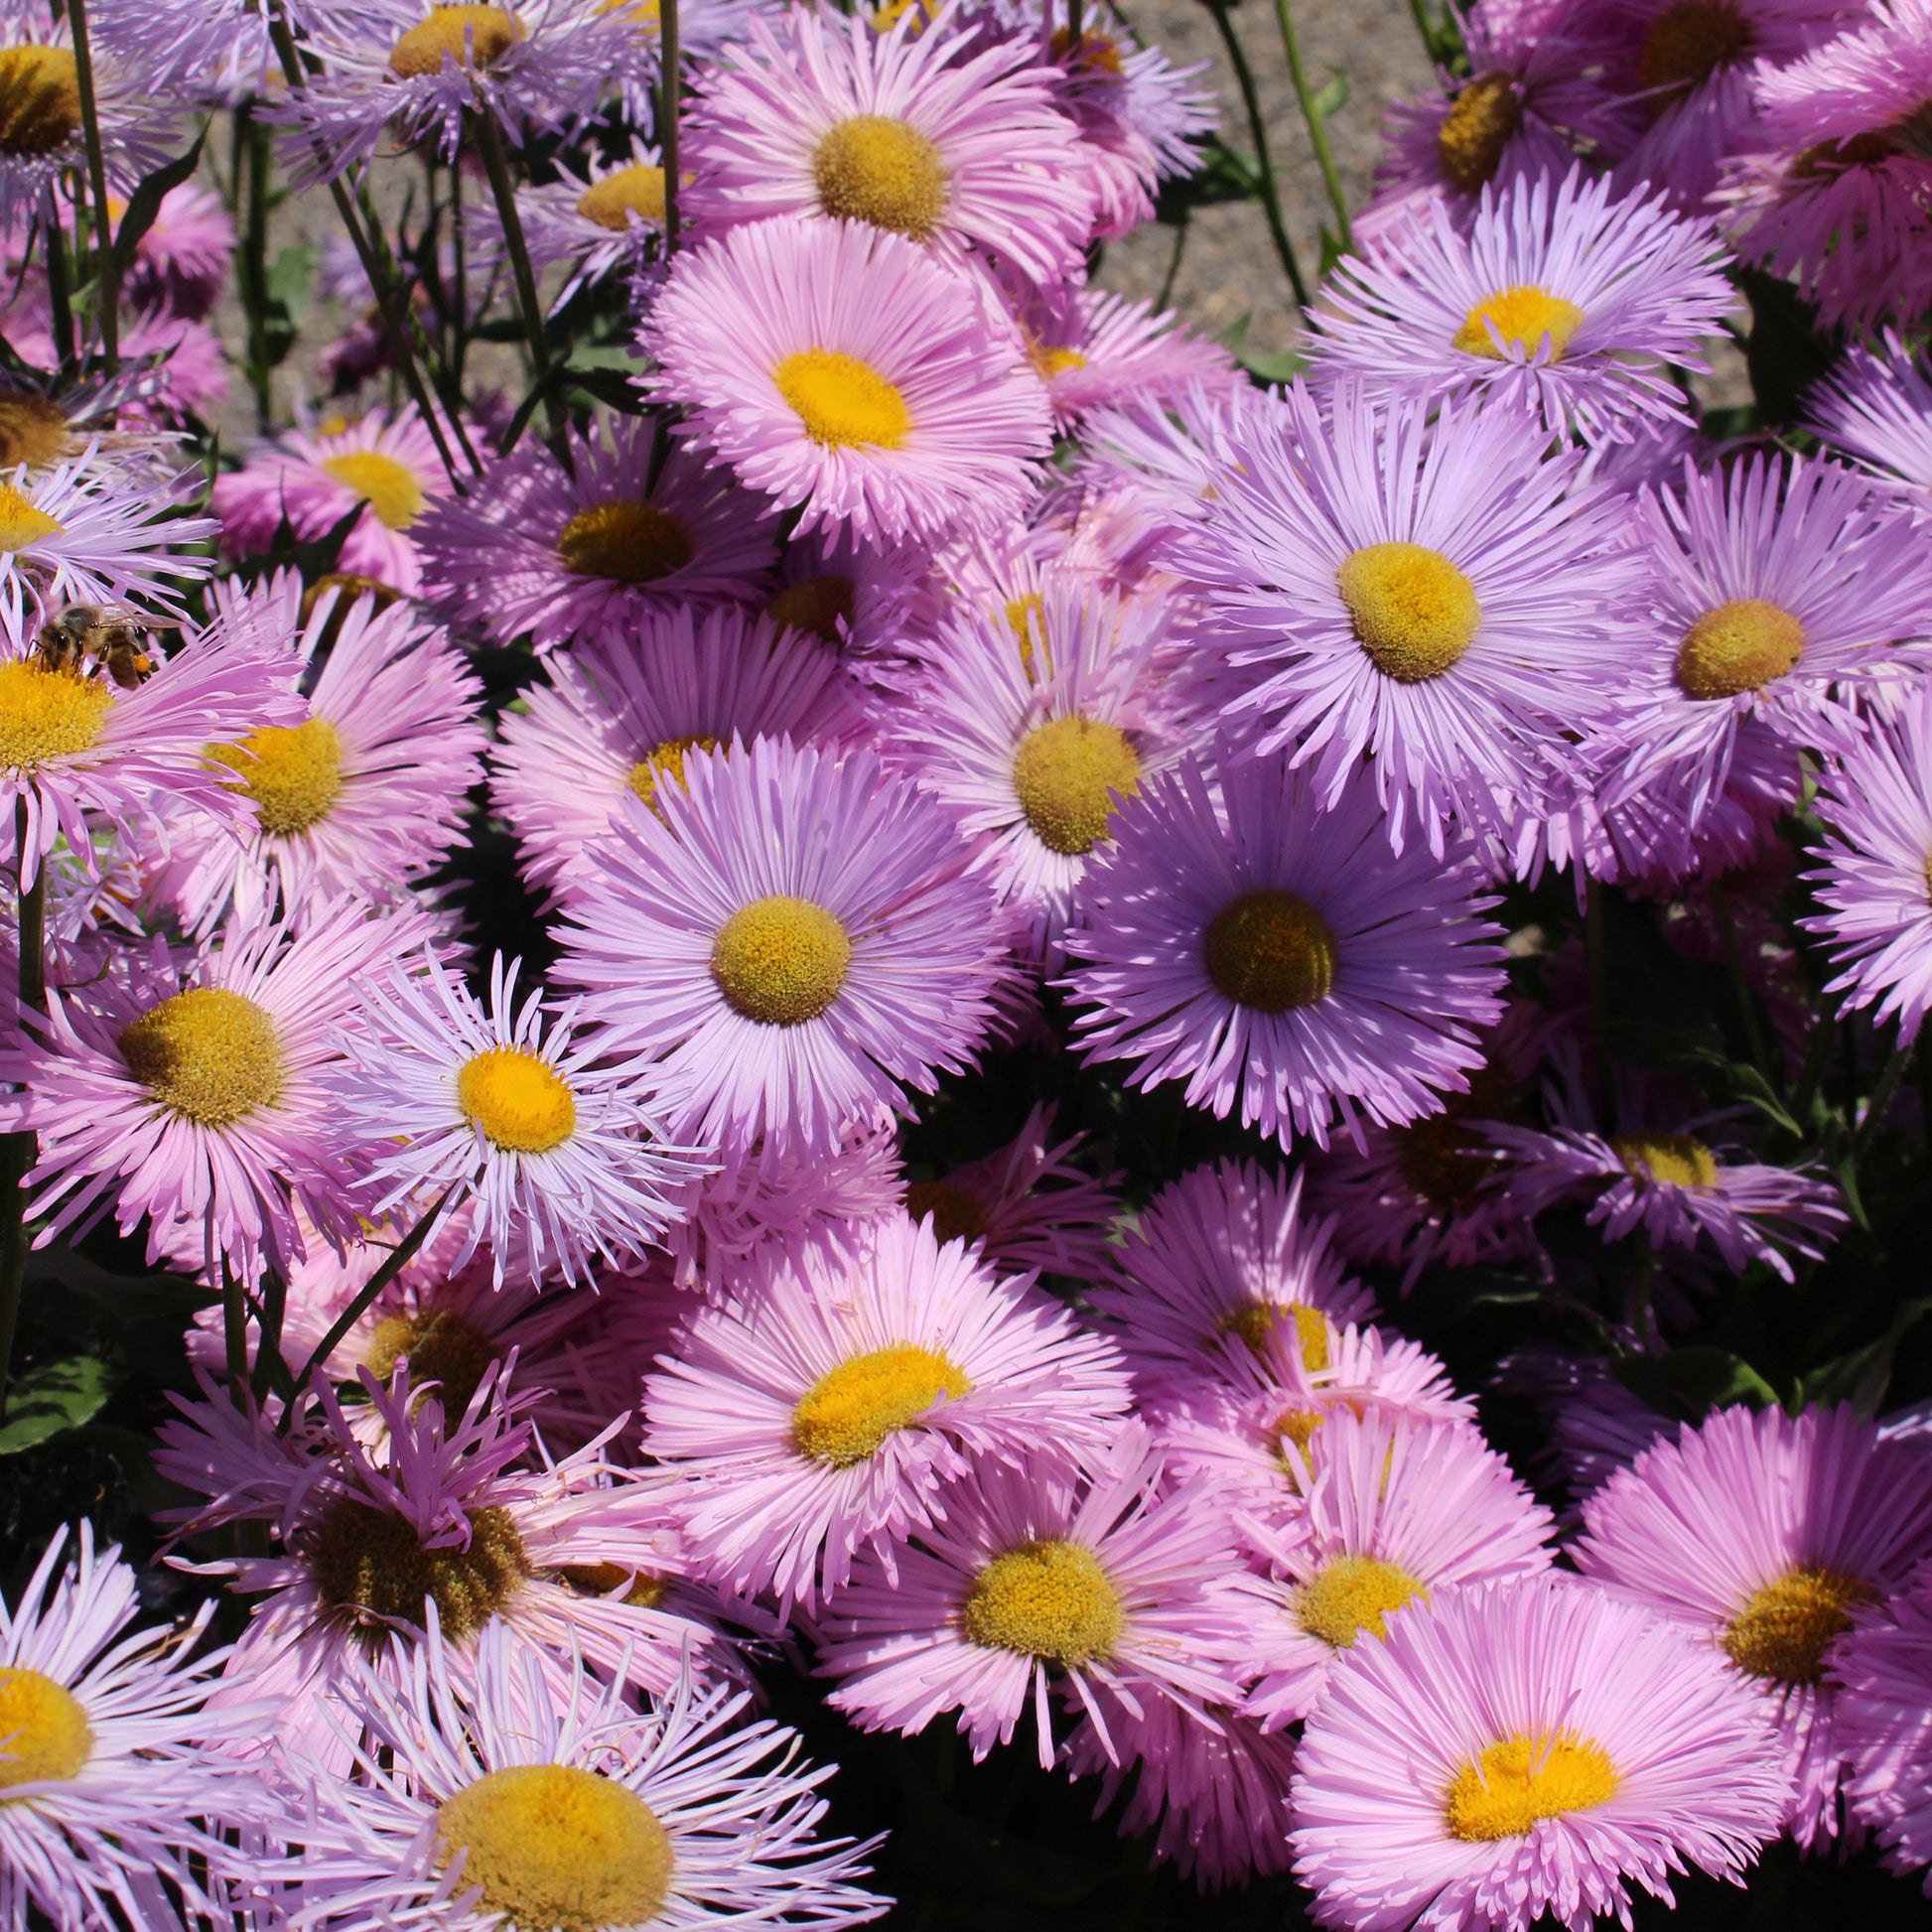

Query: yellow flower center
[[1451, 285, 1587, 362], [596, 0, 661, 32], [556, 1563, 672, 1609], [389, 4, 527, 76], [1444, 1732, 1620, 1841], [1217, 1301, 1331, 1370], [207, 717, 345, 836], [0, 47, 80, 158], [0, 391, 68, 469], [310, 1498, 530, 1643], [766, 573, 855, 643], [1296, 1553, 1428, 1648], [119, 987, 284, 1129], [1004, 593, 1044, 679], [1610, 1130, 1718, 1189], [1723, 1565, 1875, 1685], [1202, 888, 1338, 1012], [0, 1667, 92, 1791], [436, 1764, 673, 1932], [576, 163, 667, 230], [0, 481, 63, 551], [1273, 1406, 1326, 1466], [774, 349, 911, 451], [627, 735, 716, 813], [1336, 541, 1481, 683], [320, 451, 426, 530], [961, 1539, 1124, 1667], [902, 1178, 991, 1246], [811, 113, 948, 239], [790, 1342, 971, 1466], [366, 1309, 498, 1416], [1639, 0, 1752, 95], [1011, 715, 1142, 857], [1031, 345, 1089, 380], [556, 498, 692, 584], [299, 572, 401, 627], [710, 895, 852, 1027], [1674, 599, 1805, 700], [457, 1046, 577, 1155], [1437, 71, 1522, 192], [1049, 27, 1125, 73], [0, 660, 114, 770]]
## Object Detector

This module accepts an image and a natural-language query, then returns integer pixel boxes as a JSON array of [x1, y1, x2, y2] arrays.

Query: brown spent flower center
[[1675, 599, 1805, 700], [0, 47, 80, 158], [556, 498, 693, 585], [903, 1178, 991, 1247], [1723, 1565, 1875, 1684], [556, 1562, 672, 1609], [1203, 889, 1338, 1012], [389, 4, 527, 77], [0, 391, 68, 469], [1437, 71, 1522, 192], [366, 1309, 499, 1418], [309, 1498, 530, 1644], [1638, 0, 1752, 95], [766, 572, 855, 644]]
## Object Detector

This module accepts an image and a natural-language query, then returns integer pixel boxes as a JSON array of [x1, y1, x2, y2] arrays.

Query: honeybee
[[33, 603, 161, 690]]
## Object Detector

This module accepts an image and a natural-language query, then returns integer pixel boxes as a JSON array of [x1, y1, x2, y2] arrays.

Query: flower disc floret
[[1336, 540, 1482, 683], [0, 661, 114, 769], [0, 47, 80, 157], [1444, 1732, 1620, 1842], [1452, 285, 1587, 361], [557, 498, 693, 583], [309, 1497, 529, 1642], [811, 113, 948, 237], [1219, 1299, 1332, 1368], [774, 348, 912, 450], [366, 1309, 498, 1415], [1012, 715, 1141, 857], [436, 1764, 673, 1932], [1202, 888, 1338, 1012], [0, 392, 69, 468], [1437, 71, 1522, 191], [208, 718, 345, 836], [320, 450, 426, 531], [0, 1666, 93, 1787], [961, 1539, 1123, 1667], [0, 482, 63, 550], [118, 987, 283, 1129], [389, 4, 528, 76], [577, 162, 665, 228], [1613, 1130, 1718, 1188], [457, 1044, 578, 1155], [711, 894, 853, 1027], [1675, 598, 1806, 700], [791, 1342, 971, 1466], [1298, 1554, 1427, 1649], [1722, 1565, 1873, 1685], [1639, 0, 1751, 94], [628, 735, 716, 811], [901, 1178, 989, 1245]]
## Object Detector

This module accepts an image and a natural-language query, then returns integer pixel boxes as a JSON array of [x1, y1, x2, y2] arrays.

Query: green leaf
[[1213, 311, 1252, 355], [0, 1356, 112, 1454], [1311, 68, 1351, 120], [1614, 1346, 1778, 1423], [1239, 348, 1307, 385], [1154, 138, 1262, 221], [112, 131, 209, 280], [28, 1246, 215, 1321], [1802, 1296, 1932, 1411]]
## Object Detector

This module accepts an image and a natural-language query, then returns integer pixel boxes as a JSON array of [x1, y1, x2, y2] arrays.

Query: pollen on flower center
[[321, 451, 426, 530], [0, 1666, 93, 1791], [1297, 1553, 1428, 1649], [811, 113, 949, 239], [1638, 0, 1751, 95], [1723, 1565, 1875, 1684], [208, 717, 346, 836], [1611, 1130, 1718, 1189], [627, 735, 717, 812], [961, 1539, 1124, 1667], [1005, 593, 1043, 678], [711, 894, 853, 1027], [309, 1498, 530, 1643], [1444, 1732, 1620, 1842], [1437, 70, 1522, 192], [766, 572, 854, 643], [0, 481, 63, 551], [1336, 541, 1481, 682], [1217, 1301, 1331, 1371], [119, 987, 284, 1129], [1675, 598, 1806, 700], [1031, 345, 1088, 380], [1451, 284, 1587, 362], [790, 1342, 971, 1465], [1012, 715, 1142, 857], [902, 1179, 990, 1246], [389, 4, 527, 77], [774, 349, 912, 451], [1273, 1406, 1327, 1468], [458, 1045, 578, 1155], [556, 497, 692, 584], [577, 163, 667, 229], [367, 1309, 498, 1416], [0, 391, 69, 469], [1202, 888, 1338, 1013], [0, 660, 115, 770], [0, 47, 81, 158], [436, 1763, 673, 1932]]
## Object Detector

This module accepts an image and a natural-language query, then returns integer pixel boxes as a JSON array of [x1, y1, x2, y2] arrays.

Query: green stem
[[1064, 0, 1081, 58], [0, 804, 47, 1421], [66, 0, 119, 371], [659, 0, 681, 251], [473, 112, 565, 451], [249, 1268, 288, 1405], [1851, 1039, 1914, 1162], [1584, 872, 1615, 1127], [1712, 889, 1773, 1083], [221, 1262, 249, 1410], [44, 215, 75, 378], [1405, 0, 1439, 60], [1156, 207, 1187, 312], [1272, 0, 1352, 254], [1204, 1, 1309, 306], [235, 108, 274, 432]]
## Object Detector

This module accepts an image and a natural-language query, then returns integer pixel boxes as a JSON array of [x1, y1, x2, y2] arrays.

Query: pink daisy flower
[[1311, 169, 1735, 447], [474, 137, 667, 311], [1835, 1577, 1932, 1888], [328, 951, 705, 1290], [1496, 1347, 1674, 1503], [211, 406, 452, 593], [0, 1523, 274, 1932], [1240, 1408, 1557, 1729], [1290, 1574, 1790, 1932], [122, 180, 233, 321], [1805, 686, 1932, 1042], [1575, 1403, 1932, 1850], [900, 1101, 1121, 1279], [258, 1616, 888, 1932], [644, 215, 1052, 546], [554, 735, 1009, 1169], [490, 608, 860, 903], [415, 422, 776, 652], [1084, 1157, 1373, 1409], [683, 2, 1094, 288], [765, 521, 933, 672], [642, 1211, 1130, 1608], [5, 896, 431, 1282], [1061, 744, 1510, 1152], [1016, 283, 1240, 430], [1602, 452, 1932, 822], [163, 574, 485, 933], [1805, 330, 1932, 506], [1179, 381, 1631, 854], [812, 1420, 1254, 1768]]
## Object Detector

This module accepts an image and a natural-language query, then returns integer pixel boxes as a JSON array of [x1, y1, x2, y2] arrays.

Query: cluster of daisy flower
[[0, 0, 1929, 1924]]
